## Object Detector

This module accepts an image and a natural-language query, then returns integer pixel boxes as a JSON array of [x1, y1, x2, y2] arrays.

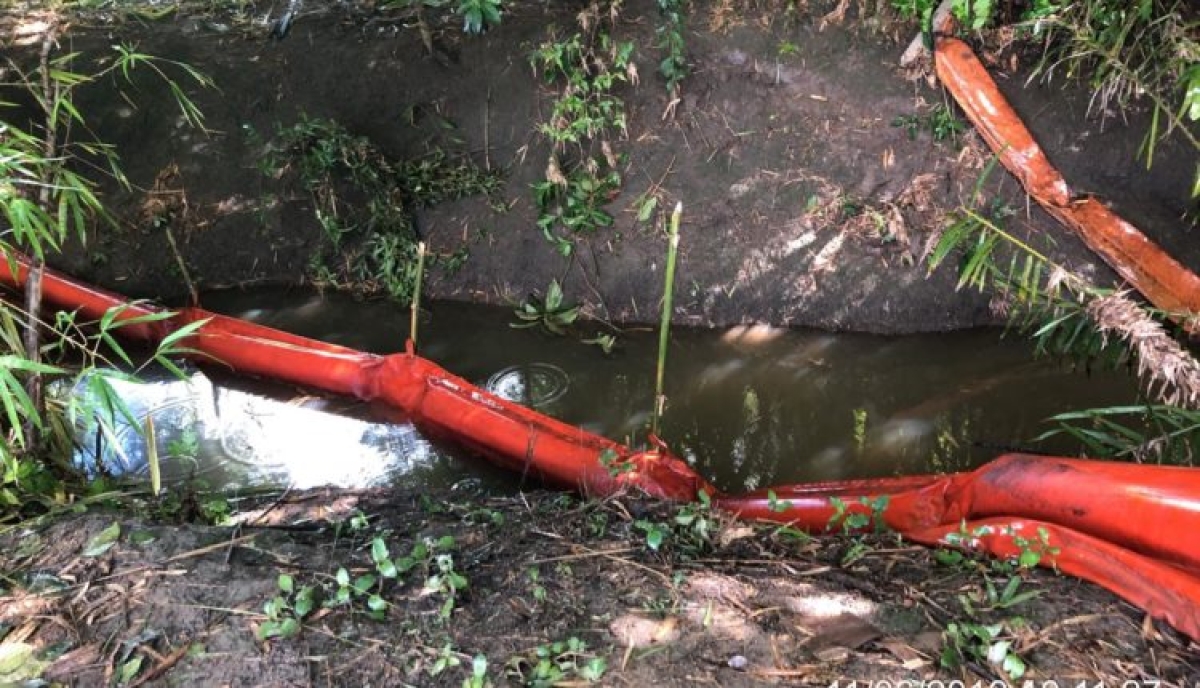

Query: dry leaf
[[610, 614, 681, 648]]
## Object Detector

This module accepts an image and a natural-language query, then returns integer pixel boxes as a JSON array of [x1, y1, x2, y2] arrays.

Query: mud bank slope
[[7, 0, 1195, 333]]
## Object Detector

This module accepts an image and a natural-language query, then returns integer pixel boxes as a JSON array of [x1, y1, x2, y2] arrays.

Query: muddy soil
[[2, 487, 1198, 686], [4, 0, 1197, 333]]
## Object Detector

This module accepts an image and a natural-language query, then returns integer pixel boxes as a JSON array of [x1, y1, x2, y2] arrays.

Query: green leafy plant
[[1007, 525, 1061, 571], [827, 495, 890, 534], [505, 637, 607, 687], [264, 117, 498, 302], [941, 619, 1028, 680], [511, 280, 580, 335], [458, 0, 501, 33], [927, 178, 1200, 464], [892, 0, 1199, 196], [320, 532, 467, 623], [1026, 1, 1199, 195], [259, 574, 316, 640], [598, 447, 634, 478], [892, 0, 996, 29], [939, 521, 1062, 575], [463, 653, 489, 688], [527, 567, 548, 604], [530, 31, 633, 253], [533, 165, 621, 256], [891, 103, 966, 143], [656, 0, 688, 95], [959, 575, 1041, 616], [531, 34, 633, 149], [953, 0, 995, 30], [0, 37, 212, 514], [427, 642, 462, 679], [766, 489, 792, 514], [425, 547, 470, 620], [634, 491, 716, 557], [928, 103, 967, 141], [826, 495, 891, 565], [327, 536, 394, 620], [634, 518, 669, 552], [1039, 404, 1199, 465]]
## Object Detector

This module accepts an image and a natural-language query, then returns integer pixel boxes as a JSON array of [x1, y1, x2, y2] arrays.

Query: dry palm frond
[[1086, 292, 1200, 409]]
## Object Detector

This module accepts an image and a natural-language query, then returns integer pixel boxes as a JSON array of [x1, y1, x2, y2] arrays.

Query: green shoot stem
[[652, 202, 682, 438], [145, 415, 161, 496], [409, 241, 426, 350]]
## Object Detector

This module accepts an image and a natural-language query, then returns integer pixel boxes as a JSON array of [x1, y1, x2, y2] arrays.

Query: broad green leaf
[[377, 558, 398, 579], [546, 280, 563, 310], [130, 530, 157, 545], [82, 521, 120, 557], [371, 538, 390, 564], [353, 574, 377, 595], [637, 196, 658, 222], [118, 655, 143, 684], [367, 594, 387, 612], [0, 642, 47, 683]]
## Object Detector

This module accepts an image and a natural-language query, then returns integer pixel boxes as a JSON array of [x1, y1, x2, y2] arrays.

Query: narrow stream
[[71, 288, 1142, 494]]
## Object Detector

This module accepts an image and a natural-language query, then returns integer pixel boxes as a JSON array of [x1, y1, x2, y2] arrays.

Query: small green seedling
[[259, 574, 316, 640]]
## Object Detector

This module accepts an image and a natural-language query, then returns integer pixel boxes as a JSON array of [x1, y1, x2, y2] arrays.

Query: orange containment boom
[[932, 35, 1200, 329], [3, 256, 1200, 642]]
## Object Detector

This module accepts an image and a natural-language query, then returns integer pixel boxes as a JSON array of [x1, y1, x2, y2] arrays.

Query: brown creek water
[[69, 288, 1143, 495]]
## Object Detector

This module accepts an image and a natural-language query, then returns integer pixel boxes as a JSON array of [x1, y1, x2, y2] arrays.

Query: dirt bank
[[5, 0, 1196, 333], [2, 487, 1197, 685]]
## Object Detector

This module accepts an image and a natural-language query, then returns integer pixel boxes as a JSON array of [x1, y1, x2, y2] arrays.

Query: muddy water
[[74, 288, 1141, 494]]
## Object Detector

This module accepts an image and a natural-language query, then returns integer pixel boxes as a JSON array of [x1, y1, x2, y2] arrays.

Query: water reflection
[[68, 289, 1142, 493], [63, 367, 493, 491]]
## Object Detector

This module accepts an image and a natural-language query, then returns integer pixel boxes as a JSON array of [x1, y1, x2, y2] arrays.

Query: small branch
[[21, 21, 59, 448], [163, 225, 199, 306]]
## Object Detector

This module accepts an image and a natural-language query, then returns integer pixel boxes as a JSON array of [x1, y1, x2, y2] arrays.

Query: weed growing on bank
[[258, 512, 471, 640], [531, 24, 636, 256], [261, 116, 500, 303]]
